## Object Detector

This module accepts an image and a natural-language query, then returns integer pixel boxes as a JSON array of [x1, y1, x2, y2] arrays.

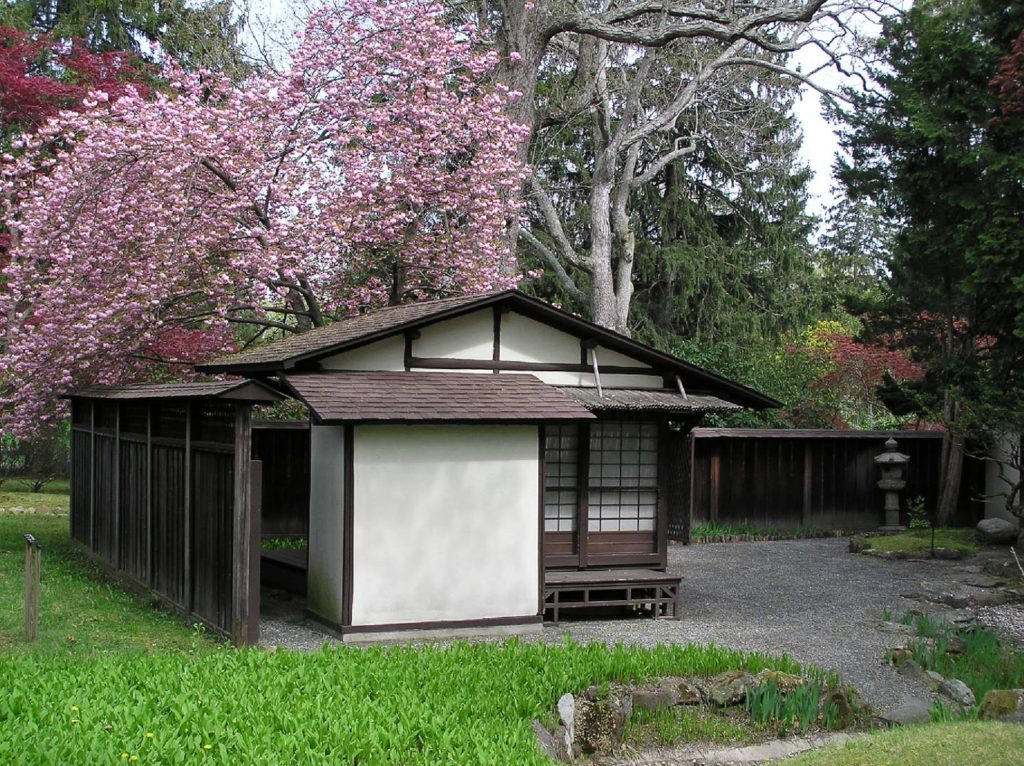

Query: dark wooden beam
[[342, 425, 355, 628], [113, 403, 121, 570], [183, 401, 193, 615], [537, 426, 545, 616], [492, 306, 501, 372], [89, 400, 96, 552], [145, 402, 153, 587], [576, 423, 590, 569], [407, 356, 656, 375], [231, 406, 257, 646]]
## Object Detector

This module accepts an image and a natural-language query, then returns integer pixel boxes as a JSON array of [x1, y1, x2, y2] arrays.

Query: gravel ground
[[260, 537, 1018, 716]]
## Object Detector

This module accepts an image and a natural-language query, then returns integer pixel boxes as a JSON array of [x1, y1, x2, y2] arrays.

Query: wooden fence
[[679, 428, 985, 535], [69, 396, 260, 644]]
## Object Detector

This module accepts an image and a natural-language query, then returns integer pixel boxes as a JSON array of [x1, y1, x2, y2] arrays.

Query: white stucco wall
[[985, 432, 1021, 527], [501, 312, 581, 363], [318, 307, 664, 388], [320, 335, 406, 371], [306, 425, 346, 624], [416, 311, 493, 359], [350, 424, 540, 626]]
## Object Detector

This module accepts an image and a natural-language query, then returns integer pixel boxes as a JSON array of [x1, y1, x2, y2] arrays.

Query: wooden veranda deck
[[543, 568, 681, 623]]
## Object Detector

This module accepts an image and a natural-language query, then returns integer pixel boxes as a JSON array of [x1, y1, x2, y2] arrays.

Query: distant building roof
[[280, 372, 595, 424], [557, 387, 742, 414], [65, 380, 283, 403]]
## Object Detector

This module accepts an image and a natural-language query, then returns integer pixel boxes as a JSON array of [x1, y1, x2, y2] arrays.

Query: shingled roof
[[557, 387, 742, 414], [197, 290, 781, 410], [199, 292, 499, 373], [280, 372, 595, 424], [64, 380, 283, 402]]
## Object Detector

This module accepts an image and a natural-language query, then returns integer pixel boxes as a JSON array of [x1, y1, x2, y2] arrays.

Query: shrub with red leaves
[[0, 26, 149, 132]]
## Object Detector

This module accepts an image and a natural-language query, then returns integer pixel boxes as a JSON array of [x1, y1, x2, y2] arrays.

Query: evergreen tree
[[0, 0, 249, 78], [835, 0, 1024, 522]]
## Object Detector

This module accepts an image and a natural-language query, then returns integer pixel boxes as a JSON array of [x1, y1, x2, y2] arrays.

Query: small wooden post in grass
[[24, 534, 41, 642]]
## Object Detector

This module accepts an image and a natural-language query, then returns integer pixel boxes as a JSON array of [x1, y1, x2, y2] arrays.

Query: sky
[[247, 0, 848, 220]]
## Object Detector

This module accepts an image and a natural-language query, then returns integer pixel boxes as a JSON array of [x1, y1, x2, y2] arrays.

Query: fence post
[[24, 534, 41, 642], [802, 441, 813, 527]]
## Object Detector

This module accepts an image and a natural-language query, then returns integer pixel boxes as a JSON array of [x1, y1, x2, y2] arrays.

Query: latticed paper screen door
[[588, 420, 658, 536], [543, 424, 580, 565]]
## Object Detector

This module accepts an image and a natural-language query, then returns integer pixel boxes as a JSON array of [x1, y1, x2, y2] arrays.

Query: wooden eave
[[63, 379, 284, 403]]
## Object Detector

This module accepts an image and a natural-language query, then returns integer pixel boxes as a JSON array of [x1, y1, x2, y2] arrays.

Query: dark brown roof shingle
[[64, 380, 283, 402], [557, 387, 741, 414], [281, 372, 594, 423]]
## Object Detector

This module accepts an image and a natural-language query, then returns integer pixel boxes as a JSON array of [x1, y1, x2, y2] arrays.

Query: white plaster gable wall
[[415, 311, 493, 359], [500, 311, 581, 363], [319, 335, 405, 371], [350, 424, 539, 626], [306, 425, 346, 624], [315, 306, 665, 388]]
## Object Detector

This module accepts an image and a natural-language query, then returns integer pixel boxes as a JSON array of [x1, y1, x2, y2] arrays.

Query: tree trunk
[[937, 431, 965, 526]]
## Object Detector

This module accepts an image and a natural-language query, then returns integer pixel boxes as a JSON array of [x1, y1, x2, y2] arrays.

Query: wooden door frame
[[542, 415, 687, 572]]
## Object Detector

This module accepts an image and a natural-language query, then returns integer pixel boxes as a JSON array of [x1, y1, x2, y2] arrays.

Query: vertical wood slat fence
[[69, 393, 262, 645], [676, 428, 985, 536]]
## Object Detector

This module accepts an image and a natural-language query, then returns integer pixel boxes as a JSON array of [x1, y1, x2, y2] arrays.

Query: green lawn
[[0, 477, 70, 515], [864, 528, 979, 555], [0, 512, 211, 656], [782, 721, 1024, 765]]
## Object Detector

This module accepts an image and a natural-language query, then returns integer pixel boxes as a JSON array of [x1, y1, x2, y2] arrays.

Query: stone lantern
[[874, 437, 910, 531]]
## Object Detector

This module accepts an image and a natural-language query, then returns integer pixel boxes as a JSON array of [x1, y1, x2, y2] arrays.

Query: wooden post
[[231, 406, 255, 646], [113, 402, 121, 569], [183, 402, 193, 615], [802, 441, 814, 527], [24, 534, 41, 642], [145, 402, 153, 588], [709, 442, 721, 524]]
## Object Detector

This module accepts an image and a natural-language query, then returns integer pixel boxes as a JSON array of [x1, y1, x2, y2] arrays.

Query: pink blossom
[[0, 0, 528, 436]]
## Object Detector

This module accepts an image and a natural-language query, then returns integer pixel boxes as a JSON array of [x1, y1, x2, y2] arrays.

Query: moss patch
[[863, 528, 978, 555]]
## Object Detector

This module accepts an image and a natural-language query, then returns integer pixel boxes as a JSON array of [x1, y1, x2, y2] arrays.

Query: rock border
[[690, 530, 846, 545]]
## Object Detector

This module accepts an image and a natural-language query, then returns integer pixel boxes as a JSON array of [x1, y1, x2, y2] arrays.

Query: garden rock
[[888, 645, 914, 666], [896, 660, 931, 686], [631, 682, 680, 711], [849, 535, 868, 553], [879, 699, 932, 725], [924, 670, 945, 691], [820, 687, 855, 726], [532, 720, 570, 763], [939, 678, 976, 708], [557, 693, 575, 755], [977, 518, 1020, 545], [878, 620, 915, 635], [754, 668, 805, 693], [675, 679, 704, 705], [703, 670, 756, 706], [575, 695, 630, 754], [945, 635, 967, 655], [979, 689, 1024, 722]]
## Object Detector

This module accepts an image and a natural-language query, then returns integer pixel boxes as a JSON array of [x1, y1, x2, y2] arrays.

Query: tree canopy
[[834, 0, 1024, 518], [0, 0, 527, 435]]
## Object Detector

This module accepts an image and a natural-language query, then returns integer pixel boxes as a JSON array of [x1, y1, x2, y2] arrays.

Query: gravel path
[[261, 538, 1018, 716]]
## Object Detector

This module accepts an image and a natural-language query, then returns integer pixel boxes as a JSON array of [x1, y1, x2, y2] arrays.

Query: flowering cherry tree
[[1, 0, 527, 435]]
